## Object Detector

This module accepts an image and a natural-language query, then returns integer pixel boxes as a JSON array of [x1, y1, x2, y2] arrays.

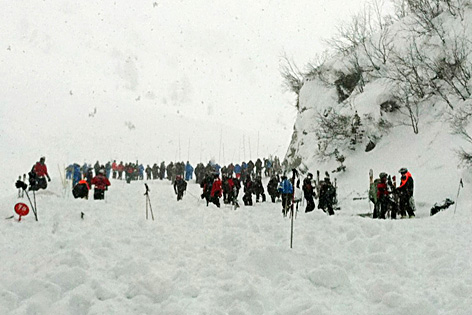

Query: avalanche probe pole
[[144, 183, 154, 220], [454, 179, 463, 214], [33, 190, 38, 220], [290, 168, 298, 249]]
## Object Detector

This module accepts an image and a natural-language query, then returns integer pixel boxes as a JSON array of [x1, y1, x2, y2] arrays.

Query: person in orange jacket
[[397, 167, 415, 218], [91, 169, 111, 200]]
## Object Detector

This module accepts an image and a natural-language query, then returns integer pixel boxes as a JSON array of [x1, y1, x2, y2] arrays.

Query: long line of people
[[34, 155, 415, 219]]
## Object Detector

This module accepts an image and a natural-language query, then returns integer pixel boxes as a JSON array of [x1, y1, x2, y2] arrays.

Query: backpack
[[73, 183, 89, 199], [369, 179, 380, 203]]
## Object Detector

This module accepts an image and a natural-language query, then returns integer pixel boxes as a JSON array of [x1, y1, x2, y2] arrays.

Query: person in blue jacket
[[185, 161, 194, 181], [234, 163, 242, 180], [138, 164, 145, 180], [278, 175, 293, 217], [72, 163, 82, 188]]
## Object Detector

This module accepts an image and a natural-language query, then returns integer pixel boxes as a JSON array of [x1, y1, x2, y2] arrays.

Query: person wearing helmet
[[91, 169, 111, 200], [397, 168, 415, 218]]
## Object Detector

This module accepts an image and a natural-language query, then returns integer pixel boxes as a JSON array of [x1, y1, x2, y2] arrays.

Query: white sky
[[0, 0, 377, 168]]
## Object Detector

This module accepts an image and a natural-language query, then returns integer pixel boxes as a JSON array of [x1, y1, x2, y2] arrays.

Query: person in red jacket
[[111, 160, 118, 179], [91, 169, 111, 200], [376, 172, 397, 219], [210, 174, 222, 208], [29, 156, 51, 191]]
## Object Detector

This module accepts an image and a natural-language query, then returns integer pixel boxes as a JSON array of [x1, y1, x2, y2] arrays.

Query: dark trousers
[[211, 196, 221, 208], [94, 189, 105, 200], [305, 195, 315, 213], [377, 197, 397, 219], [243, 193, 253, 206], [281, 194, 292, 216], [256, 193, 266, 202], [176, 189, 184, 201], [399, 196, 414, 217]]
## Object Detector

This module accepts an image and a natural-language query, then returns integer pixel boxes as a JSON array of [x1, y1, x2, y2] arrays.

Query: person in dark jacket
[[201, 174, 214, 206], [91, 169, 111, 200], [267, 175, 280, 203], [242, 175, 254, 206], [255, 158, 263, 177], [397, 168, 415, 218], [174, 175, 187, 201], [302, 173, 316, 213], [152, 163, 159, 180], [73, 179, 90, 199], [318, 176, 335, 216], [145, 165, 152, 180], [159, 161, 166, 180], [253, 176, 266, 202]]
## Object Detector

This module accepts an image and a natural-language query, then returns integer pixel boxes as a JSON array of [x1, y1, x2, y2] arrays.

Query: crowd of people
[[21, 155, 416, 219], [369, 168, 415, 219]]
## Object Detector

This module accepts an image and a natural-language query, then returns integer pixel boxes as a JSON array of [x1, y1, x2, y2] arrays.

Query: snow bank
[[1, 178, 472, 314]]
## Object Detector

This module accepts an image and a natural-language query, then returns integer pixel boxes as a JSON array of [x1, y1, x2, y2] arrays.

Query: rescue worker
[[91, 169, 111, 200]]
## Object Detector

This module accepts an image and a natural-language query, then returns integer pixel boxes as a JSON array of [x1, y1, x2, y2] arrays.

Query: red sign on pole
[[14, 203, 29, 221]]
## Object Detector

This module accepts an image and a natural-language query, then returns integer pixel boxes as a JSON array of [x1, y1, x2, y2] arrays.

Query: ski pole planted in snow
[[454, 179, 463, 214], [144, 183, 154, 220]]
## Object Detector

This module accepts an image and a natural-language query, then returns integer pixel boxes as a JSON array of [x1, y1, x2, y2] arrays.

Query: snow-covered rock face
[[284, 2, 472, 208]]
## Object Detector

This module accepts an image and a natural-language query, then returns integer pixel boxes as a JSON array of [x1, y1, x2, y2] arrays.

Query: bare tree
[[304, 50, 330, 81], [394, 83, 421, 134], [450, 102, 472, 165], [324, 7, 373, 55], [280, 53, 304, 110], [392, 0, 410, 20], [406, 0, 446, 44], [315, 109, 353, 157]]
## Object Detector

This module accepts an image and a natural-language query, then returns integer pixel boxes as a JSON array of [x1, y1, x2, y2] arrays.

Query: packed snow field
[[1, 176, 472, 315]]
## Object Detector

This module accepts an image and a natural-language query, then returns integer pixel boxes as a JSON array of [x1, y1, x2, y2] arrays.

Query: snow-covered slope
[[1, 178, 472, 314], [284, 3, 472, 214]]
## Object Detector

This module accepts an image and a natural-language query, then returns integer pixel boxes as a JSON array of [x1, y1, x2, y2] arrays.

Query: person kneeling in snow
[[72, 179, 90, 200], [29, 156, 51, 191], [91, 169, 111, 200]]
